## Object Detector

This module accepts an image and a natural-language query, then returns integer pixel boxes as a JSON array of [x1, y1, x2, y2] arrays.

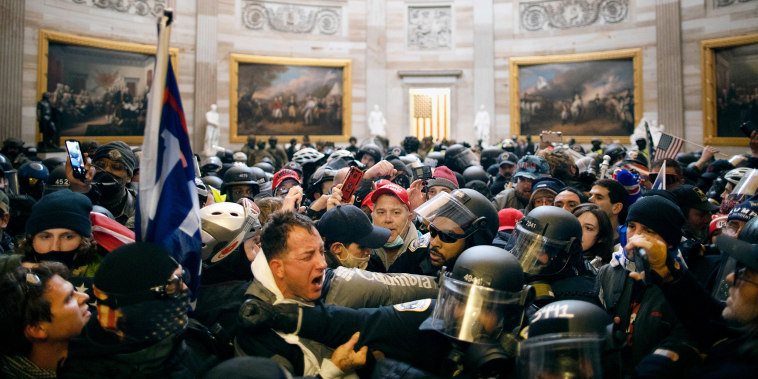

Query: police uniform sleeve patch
[[408, 233, 430, 252], [393, 298, 432, 312]]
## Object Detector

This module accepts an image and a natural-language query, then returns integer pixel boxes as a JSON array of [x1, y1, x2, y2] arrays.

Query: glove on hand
[[239, 297, 301, 334], [626, 233, 680, 283]]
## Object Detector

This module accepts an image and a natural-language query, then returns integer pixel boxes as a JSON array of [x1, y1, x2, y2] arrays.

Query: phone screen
[[66, 140, 84, 168]]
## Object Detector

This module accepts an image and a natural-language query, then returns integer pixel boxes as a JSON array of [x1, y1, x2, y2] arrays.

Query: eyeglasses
[[734, 267, 758, 288], [647, 172, 679, 186], [93, 159, 127, 173], [94, 273, 184, 309], [429, 224, 466, 244]]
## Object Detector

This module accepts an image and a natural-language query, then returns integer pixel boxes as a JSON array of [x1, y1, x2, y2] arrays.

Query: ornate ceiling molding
[[65, 0, 167, 17], [519, 0, 629, 32], [240, 1, 342, 35]]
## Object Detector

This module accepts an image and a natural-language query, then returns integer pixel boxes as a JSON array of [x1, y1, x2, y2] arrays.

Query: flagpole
[[139, 9, 173, 239]]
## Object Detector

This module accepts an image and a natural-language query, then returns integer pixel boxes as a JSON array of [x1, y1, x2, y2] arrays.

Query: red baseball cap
[[272, 169, 300, 191], [370, 182, 411, 210], [498, 208, 524, 232], [709, 214, 728, 238]]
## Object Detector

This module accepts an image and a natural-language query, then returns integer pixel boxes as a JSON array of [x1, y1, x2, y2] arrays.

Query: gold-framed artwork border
[[229, 54, 352, 144], [701, 33, 758, 146], [509, 48, 643, 144], [36, 29, 179, 145]]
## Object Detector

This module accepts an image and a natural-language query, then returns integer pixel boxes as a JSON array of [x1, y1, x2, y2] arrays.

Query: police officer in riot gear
[[519, 300, 621, 379], [220, 166, 263, 202], [239, 245, 533, 378], [390, 188, 499, 276], [505, 206, 597, 311]]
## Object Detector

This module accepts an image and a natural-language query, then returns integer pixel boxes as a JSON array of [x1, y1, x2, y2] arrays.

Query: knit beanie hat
[[26, 189, 92, 237], [727, 199, 758, 223], [626, 195, 684, 247], [91, 141, 137, 177], [94, 242, 177, 295], [427, 166, 459, 191]]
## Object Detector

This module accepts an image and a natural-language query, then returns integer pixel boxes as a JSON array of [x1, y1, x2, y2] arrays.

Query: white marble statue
[[203, 104, 220, 158], [474, 105, 491, 145], [368, 104, 387, 137]]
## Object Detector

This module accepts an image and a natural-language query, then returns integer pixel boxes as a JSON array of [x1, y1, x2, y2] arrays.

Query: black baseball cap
[[672, 184, 719, 212], [701, 159, 734, 179], [317, 205, 391, 248], [717, 234, 758, 272]]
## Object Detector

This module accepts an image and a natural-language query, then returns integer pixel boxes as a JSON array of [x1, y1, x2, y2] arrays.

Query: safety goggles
[[429, 224, 466, 244], [647, 172, 679, 186]]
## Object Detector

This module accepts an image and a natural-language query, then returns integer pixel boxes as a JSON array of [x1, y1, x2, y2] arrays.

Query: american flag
[[653, 133, 684, 161], [136, 15, 202, 297]]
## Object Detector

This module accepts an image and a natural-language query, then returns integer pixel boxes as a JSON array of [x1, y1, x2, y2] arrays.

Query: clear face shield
[[505, 224, 574, 276], [722, 169, 758, 213], [414, 192, 481, 238], [519, 333, 604, 379], [452, 149, 481, 169], [425, 274, 526, 343]]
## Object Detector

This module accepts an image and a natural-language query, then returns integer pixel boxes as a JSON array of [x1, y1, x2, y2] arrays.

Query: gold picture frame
[[510, 48, 643, 144], [702, 33, 758, 146], [230, 54, 352, 144], [37, 30, 179, 145]]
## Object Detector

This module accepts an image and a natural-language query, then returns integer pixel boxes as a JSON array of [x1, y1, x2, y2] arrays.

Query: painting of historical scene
[[37, 30, 178, 144], [231, 55, 352, 142], [713, 42, 758, 138], [517, 58, 636, 137], [46, 43, 154, 138]]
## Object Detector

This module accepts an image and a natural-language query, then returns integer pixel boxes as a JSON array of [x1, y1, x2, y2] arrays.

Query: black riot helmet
[[712, 216, 758, 303], [356, 144, 382, 167], [444, 144, 480, 173], [463, 165, 490, 185], [253, 161, 275, 174], [603, 143, 626, 165], [42, 156, 66, 173], [505, 206, 583, 281], [202, 175, 223, 191], [415, 188, 499, 247], [422, 245, 530, 343], [44, 165, 70, 195], [18, 161, 49, 200], [519, 300, 616, 379], [424, 151, 445, 168], [481, 146, 505, 169], [221, 166, 261, 201]]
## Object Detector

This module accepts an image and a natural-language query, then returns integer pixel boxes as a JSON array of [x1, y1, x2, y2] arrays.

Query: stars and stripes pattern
[[654, 133, 684, 161]]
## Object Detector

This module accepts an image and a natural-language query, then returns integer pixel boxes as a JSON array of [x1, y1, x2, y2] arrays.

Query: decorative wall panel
[[713, 0, 757, 8], [519, 0, 629, 32], [240, 1, 342, 35], [62, 0, 167, 17], [407, 6, 452, 50]]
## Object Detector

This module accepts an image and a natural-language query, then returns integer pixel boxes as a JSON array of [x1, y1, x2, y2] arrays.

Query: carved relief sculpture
[[241, 1, 342, 35], [66, 0, 167, 17], [407, 6, 452, 50]]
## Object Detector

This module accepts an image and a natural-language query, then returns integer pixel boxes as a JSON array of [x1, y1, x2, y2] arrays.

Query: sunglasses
[[429, 224, 466, 244], [647, 172, 679, 186]]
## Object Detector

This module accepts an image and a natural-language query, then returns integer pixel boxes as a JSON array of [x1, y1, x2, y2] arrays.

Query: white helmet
[[293, 148, 324, 165], [199, 198, 261, 265], [724, 167, 753, 185]]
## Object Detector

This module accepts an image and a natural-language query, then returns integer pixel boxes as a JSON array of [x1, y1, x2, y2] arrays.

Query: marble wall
[[5, 0, 758, 154]]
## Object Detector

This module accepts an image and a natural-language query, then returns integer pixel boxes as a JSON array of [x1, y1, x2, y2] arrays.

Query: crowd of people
[[1, 129, 758, 378]]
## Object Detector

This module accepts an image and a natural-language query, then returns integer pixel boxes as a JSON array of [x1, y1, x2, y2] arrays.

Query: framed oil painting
[[36, 30, 178, 145], [230, 54, 352, 143], [510, 48, 642, 143], [702, 33, 758, 146]]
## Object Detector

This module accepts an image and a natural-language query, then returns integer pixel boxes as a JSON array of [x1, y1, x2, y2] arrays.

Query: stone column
[[0, 0, 24, 142], [193, 0, 218, 152], [655, 0, 685, 142], [365, 0, 387, 135], [473, 0, 495, 144]]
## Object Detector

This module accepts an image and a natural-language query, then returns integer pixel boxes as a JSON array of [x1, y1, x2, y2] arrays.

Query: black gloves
[[238, 297, 301, 334]]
